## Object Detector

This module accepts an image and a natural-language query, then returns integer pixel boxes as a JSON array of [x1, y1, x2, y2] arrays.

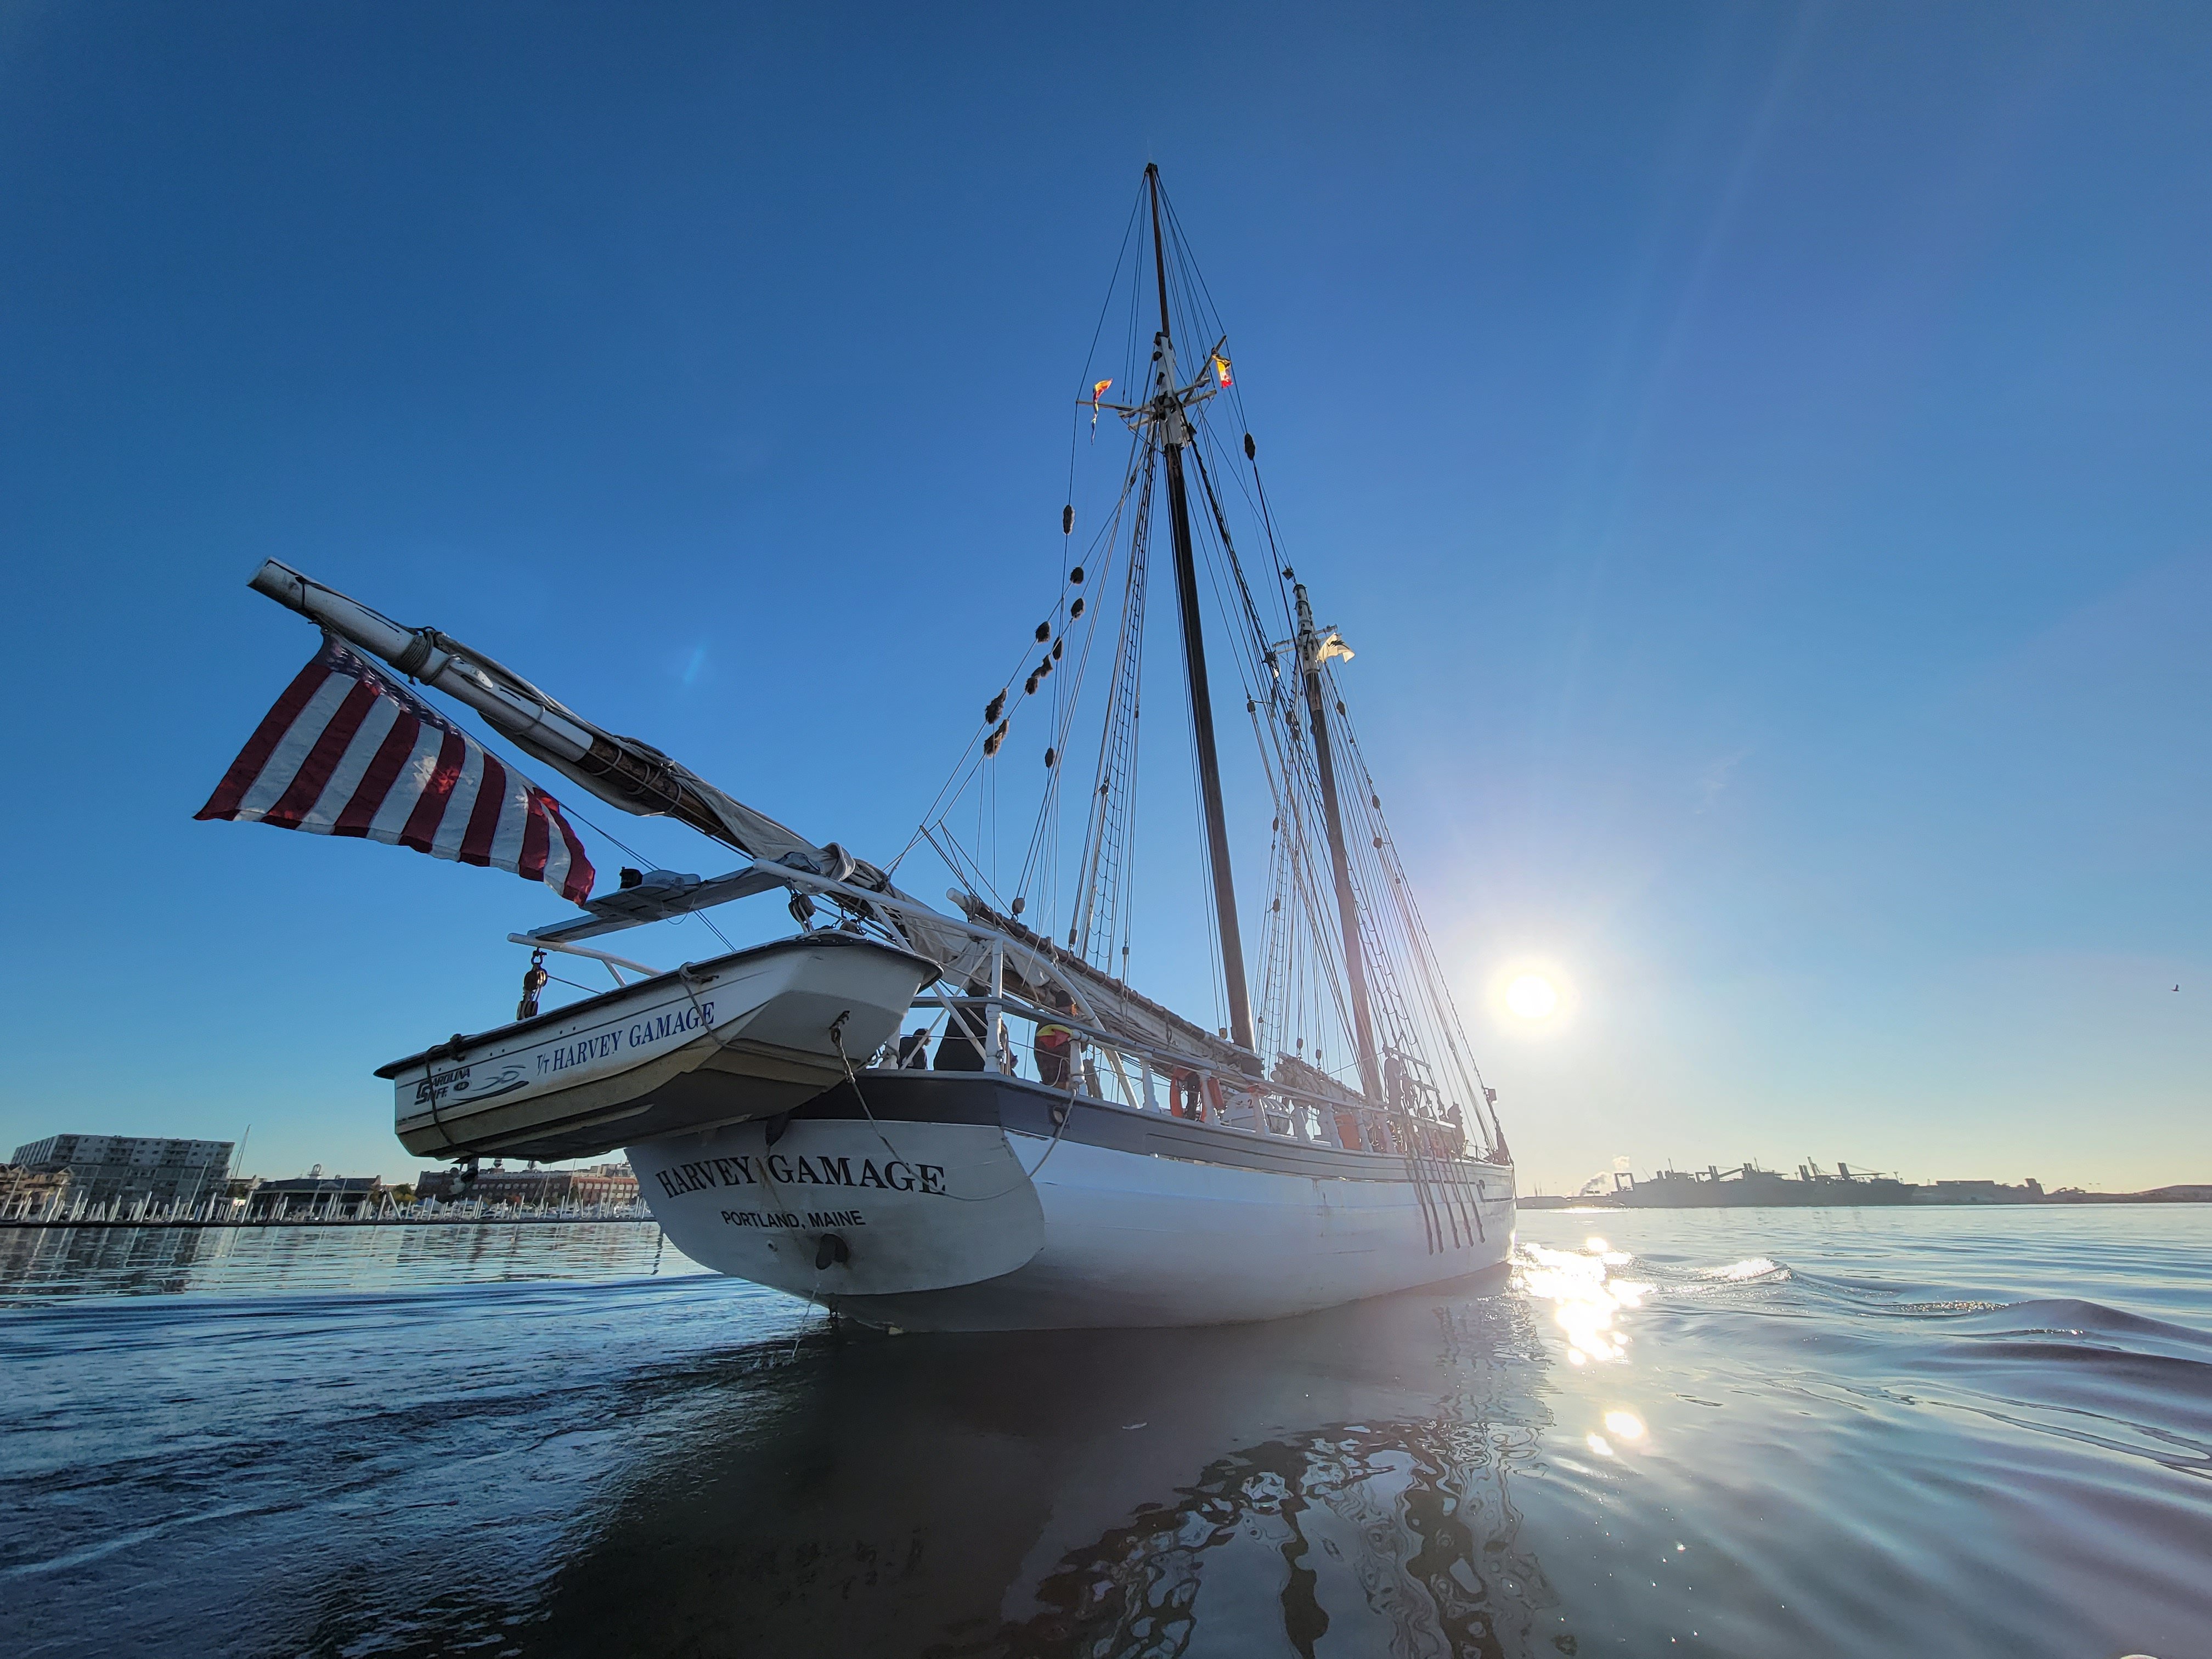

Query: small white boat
[[377, 933, 938, 1163], [208, 165, 1519, 1330]]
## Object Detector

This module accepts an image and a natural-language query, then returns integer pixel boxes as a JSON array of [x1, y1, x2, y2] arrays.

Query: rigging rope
[[881, 171, 1504, 1159]]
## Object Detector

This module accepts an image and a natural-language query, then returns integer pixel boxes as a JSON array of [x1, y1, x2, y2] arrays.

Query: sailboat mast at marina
[[198, 166, 1517, 1330]]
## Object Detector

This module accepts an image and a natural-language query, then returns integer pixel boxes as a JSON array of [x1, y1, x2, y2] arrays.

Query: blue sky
[[2, 3, 2205, 1193]]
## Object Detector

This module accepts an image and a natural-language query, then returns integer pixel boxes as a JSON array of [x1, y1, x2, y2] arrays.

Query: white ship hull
[[380, 934, 938, 1163], [628, 1073, 1515, 1331]]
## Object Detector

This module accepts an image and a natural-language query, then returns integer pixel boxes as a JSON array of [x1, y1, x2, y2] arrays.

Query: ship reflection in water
[[538, 1269, 1556, 1659], [6, 1208, 2211, 1658]]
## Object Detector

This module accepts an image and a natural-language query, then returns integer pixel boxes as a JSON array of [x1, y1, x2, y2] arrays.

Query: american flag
[[197, 635, 595, 904]]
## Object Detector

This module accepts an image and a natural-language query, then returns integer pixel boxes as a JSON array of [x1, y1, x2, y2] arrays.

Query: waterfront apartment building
[[9, 1135, 235, 1207], [414, 1162, 640, 1206]]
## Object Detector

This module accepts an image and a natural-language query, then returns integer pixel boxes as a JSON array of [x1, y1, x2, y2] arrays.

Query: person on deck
[[1034, 989, 1076, 1090], [933, 980, 990, 1071]]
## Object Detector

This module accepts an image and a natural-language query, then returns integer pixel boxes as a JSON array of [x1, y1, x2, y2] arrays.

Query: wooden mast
[[1147, 163, 1254, 1054], [1294, 580, 1382, 1102]]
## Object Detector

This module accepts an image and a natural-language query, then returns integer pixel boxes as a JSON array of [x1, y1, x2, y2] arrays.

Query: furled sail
[[242, 561, 978, 970], [197, 634, 595, 903], [246, 561, 828, 870]]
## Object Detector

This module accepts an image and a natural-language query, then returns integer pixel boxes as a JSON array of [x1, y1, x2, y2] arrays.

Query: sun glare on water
[[1506, 973, 1558, 1019]]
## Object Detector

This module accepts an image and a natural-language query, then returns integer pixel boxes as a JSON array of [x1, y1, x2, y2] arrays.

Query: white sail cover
[[246, 561, 828, 870], [197, 635, 595, 904], [236, 561, 975, 968]]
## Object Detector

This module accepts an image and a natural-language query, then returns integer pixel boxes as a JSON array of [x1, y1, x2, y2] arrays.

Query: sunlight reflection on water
[[1514, 1238, 1652, 1364], [1700, 1255, 1786, 1282]]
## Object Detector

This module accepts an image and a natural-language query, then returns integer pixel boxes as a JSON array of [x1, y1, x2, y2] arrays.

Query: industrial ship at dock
[[1523, 1161, 2079, 1209]]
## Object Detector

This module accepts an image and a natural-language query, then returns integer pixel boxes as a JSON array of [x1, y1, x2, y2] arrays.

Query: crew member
[[1034, 990, 1076, 1090], [933, 979, 990, 1071]]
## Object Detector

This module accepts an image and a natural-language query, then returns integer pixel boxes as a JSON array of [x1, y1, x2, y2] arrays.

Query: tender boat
[[377, 933, 939, 1163], [202, 165, 1518, 1329]]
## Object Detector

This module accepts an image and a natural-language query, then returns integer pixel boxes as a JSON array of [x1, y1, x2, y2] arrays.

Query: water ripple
[[3, 1208, 2209, 1657]]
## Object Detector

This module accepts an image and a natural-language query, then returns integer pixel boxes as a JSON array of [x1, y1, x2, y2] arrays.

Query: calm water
[[2, 1207, 2207, 1659]]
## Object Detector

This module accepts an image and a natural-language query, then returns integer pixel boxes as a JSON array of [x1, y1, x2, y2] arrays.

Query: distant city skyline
[[2, 4, 2206, 1194]]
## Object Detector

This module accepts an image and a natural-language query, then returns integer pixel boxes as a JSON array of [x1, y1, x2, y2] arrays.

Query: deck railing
[[893, 992, 1473, 1160]]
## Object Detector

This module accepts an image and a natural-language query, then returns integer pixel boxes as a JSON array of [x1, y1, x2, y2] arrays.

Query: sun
[[1506, 973, 1559, 1020]]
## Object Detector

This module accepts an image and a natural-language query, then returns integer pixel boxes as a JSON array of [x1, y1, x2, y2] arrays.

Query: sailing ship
[[1589, 1161, 1917, 1207], [201, 166, 1516, 1330]]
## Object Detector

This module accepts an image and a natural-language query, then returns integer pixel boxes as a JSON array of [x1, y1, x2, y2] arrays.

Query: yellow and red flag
[[1092, 378, 1113, 404], [1211, 354, 1233, 388]]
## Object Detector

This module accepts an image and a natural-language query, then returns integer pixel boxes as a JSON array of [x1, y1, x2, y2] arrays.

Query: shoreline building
[[10, 1135, 235, 1210], [246, 1168, 392, 1220], [414, 1161, 639, 1206], [1, 1165, 74, 1218], [1911, 1177, 2045, 1205]]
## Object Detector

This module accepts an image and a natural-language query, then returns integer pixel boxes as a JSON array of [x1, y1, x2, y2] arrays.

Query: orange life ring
[[1165, 1066, 1202, 1120]]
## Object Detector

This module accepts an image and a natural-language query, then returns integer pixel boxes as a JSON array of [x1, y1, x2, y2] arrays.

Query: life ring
[[1165, 1066, 1202, 1120]]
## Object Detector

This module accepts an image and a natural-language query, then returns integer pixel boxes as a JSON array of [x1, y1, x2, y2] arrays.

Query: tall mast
[[1294, 580, 1382, 1103], [1147, 163, 1254, 1054]]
